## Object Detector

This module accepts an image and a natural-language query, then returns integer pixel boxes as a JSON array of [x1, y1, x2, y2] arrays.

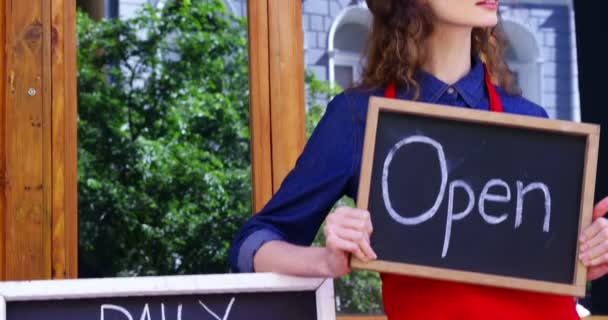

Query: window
[[503, 20, 542, 107], [328, 5, 371, 90], [500, 0, 580, 120]]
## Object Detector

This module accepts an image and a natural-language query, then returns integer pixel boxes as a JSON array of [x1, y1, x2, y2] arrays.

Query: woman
[[229, 0, 608, 318]]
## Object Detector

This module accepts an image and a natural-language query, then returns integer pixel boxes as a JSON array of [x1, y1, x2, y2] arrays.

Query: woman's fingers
[[324, 223, 376, 261], [580, 240, 608, 266], [580, 218, 608, 243], [587, 263, 608, 281], [580, 218, 608, 266], [330, 207, 373, 233], [581, 223, 608, 252], [332, 226, 377, 260], [325, 232, 367, 261], [325, 207, 377, 262], [594, 196, 608, 220], [329, 214, 373, 234]]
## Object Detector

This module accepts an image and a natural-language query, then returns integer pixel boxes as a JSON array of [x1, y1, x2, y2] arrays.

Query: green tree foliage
[[305, 70, 341, 138], [77, 0, 250, 276], [77, 0, 382, 313]]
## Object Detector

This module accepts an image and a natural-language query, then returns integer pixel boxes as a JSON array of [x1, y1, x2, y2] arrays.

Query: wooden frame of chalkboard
[[351, 96, 600, 297], [0, 273, 335, 319]]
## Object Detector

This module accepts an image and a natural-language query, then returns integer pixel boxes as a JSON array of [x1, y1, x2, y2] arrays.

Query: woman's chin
[[440, 16, 498, 29], [473, 16, 499, 28]]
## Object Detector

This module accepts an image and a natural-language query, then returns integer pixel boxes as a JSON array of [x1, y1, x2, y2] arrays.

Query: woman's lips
[[476, 0, 498, 10]]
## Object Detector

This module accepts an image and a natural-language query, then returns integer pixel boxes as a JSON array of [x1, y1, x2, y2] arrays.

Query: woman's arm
[[229, 93, 369, 274], [254, 241, 334, 277], [253, 207, 376, 278]]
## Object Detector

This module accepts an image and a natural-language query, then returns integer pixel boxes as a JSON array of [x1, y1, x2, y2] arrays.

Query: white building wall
[[120, 0, 151, 19], [116, 0, 580, 120]]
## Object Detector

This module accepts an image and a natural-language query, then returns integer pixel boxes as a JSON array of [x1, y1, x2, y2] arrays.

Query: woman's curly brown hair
[[361, 0, 520, 99]]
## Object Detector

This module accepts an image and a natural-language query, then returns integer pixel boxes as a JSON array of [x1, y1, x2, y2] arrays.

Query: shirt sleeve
[[536, 106, 549, 119], [229, 93, 356, 273]]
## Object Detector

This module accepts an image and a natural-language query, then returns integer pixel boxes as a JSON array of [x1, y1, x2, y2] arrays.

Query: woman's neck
[[422, 23, 473, 85]]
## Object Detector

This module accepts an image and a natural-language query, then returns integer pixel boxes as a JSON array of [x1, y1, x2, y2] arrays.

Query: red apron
[[380, 66, 579, 320]]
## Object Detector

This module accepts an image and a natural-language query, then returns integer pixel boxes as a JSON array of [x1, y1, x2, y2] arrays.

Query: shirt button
[[447, 87, 455, 94]]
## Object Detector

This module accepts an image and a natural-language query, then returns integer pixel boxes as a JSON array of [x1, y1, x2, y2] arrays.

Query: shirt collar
[[397, 55, 486, 109]]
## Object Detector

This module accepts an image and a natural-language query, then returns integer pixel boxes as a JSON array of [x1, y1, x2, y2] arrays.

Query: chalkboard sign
[[0, 273, 335, 320], [351, 97, 600, 297]]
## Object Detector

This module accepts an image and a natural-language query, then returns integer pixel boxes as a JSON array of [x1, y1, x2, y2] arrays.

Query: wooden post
[[247, 0, 273, 213], [3, 0, 51, 281], [0, 0, 6, 282], [0, 0, 77, 280], [247, 0, 306, 213], [266, 0, 306, 191], [50, 0, 78, 280]]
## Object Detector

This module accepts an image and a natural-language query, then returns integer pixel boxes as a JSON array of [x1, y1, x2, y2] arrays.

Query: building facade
[[117, 0, 580, 121]]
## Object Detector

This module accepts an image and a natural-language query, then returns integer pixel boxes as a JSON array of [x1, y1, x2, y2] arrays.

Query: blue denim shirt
[[229, 56, 548, 273]]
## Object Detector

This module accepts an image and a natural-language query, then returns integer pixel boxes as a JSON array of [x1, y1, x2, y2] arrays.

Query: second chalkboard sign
[[0, 273, 335, 320], [351, 97, 599, 297]]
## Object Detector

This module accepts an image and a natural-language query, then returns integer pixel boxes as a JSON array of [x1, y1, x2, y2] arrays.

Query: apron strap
[[383, 64, 503, 113], [385, 82, 397, 99], [484, 64, 503, 113]]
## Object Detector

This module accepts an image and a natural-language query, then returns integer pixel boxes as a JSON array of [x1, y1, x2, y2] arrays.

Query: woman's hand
[[580, 196, 608, 280], [323, 206, 377, 278]]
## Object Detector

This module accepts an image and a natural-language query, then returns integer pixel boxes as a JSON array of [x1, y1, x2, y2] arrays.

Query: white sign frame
[[0, 273, 335, 320]]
